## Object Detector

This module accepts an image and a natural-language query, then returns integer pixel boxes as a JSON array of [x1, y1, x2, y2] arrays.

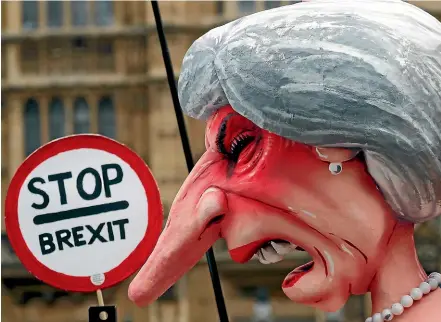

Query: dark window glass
[[97, 39, 113, 54], [73, 97, 90, 134], [95, 1, 113, 26], [98, 96, 115, 138], [158, 286, 176, 301], [48, 97, 65, 140], [325, 308, 345, 322], [71, 0, 88, 26], [255, 287, 270, 302], [264, 1, 281, 9], [238, 0, 255, 14], [216, 0, 224, 15], [72, 37, 87, 49], [22, 1, 39, 29], [24, 98, 41, 156], [47, 1, 63, 27], [20, 41, 40, 74]]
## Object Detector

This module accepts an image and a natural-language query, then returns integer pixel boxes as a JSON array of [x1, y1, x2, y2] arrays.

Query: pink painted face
[[129, 105, 398, 311]]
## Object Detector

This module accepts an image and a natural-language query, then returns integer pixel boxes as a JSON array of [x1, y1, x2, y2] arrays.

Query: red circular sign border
[[5, 134, 163, 292]]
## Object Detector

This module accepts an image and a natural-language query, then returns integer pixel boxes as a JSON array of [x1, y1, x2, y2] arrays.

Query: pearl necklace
[[365, 272, 441, 322]]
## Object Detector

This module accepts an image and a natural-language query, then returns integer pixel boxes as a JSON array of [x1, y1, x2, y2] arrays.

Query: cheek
[[308, 164, 393, 250], [260, 147, 390, 231], [262, 143, 327, 188], [240, 141, 331, 207]]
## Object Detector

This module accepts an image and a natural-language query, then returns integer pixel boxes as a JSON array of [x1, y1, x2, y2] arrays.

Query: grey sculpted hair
[[177, 0, 441, 223]]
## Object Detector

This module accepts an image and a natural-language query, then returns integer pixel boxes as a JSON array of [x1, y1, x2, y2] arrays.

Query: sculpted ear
[[313, 147, 360, 163]]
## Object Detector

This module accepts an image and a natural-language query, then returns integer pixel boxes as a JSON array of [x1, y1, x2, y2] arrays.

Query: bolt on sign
[[5, 135, 163, 292]]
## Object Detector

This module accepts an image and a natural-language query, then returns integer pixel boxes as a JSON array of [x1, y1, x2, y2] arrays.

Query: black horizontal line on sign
[[33, 200, 130, 226]]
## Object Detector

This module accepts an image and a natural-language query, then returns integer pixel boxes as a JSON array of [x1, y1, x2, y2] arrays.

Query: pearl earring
[[329, 162, 342, 175]]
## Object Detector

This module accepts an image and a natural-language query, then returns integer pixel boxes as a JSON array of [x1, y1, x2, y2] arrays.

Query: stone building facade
[[1, 1, 440, 322]]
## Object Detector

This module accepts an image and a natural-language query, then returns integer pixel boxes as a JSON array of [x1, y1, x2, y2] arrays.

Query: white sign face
[[6, 135, 163, 292], [17, 148, 148, 277]]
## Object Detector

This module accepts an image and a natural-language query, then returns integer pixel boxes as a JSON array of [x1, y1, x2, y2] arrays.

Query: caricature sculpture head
[[129, 0, 441, 314]]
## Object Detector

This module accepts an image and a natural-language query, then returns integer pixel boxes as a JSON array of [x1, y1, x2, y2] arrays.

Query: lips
[[282, 261, 314, 288], [229, 238, 316, 288]]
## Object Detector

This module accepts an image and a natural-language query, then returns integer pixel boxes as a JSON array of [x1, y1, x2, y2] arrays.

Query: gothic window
[[47, 1, 63, 28], [158, 286, 176, 301], [45, 39, 69, 75], [71, 1, 88, 26], [96, 39, 115, 72], [216, 0, 224, 15], [237, 0, 255, 14], [71, 37, 89, 72], [1, 234, 19, 265], [325, 309, 345, 322], [24, 98, 41, 156], [20, 41, 40, 74], [98, 96, 116, 138], [126, 37, 147, 74], [22, 1, 38, 29], [48, 97, 65, 140], [73, 97, 90, 134], [95, 0, 114, 26], [264, 1, 281, 9]]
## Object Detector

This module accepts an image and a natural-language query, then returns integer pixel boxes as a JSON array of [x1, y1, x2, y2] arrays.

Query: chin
[[282, 272, 352, 312]]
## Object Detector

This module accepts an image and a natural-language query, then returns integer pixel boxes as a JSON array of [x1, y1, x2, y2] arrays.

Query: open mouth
[[230, 239, 316, 288]]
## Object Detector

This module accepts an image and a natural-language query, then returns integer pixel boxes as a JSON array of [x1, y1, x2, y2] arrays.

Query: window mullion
[[63, 0, 70, 28], [39, 96, 49, 144], [89, 94, 98, 133], [39, 0, 46, 31], [65, 96, 74, 136]]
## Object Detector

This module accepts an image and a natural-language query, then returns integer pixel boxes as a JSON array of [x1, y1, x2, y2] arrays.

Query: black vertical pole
[[150, 2, 229, 322]]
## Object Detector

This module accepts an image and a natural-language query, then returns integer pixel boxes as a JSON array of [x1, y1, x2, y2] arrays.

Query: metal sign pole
[[150, 1, 230, 321]]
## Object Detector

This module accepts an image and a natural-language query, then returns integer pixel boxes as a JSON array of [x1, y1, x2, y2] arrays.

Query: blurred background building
[[1, 1, 441, 322]]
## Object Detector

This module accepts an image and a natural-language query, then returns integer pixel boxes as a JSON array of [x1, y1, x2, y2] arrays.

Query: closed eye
[[214, 112, 260, 163], [229, 134, 255, 162]]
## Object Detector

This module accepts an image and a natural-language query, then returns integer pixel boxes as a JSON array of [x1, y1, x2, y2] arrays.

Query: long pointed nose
[[128, 186, 228, 307]]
